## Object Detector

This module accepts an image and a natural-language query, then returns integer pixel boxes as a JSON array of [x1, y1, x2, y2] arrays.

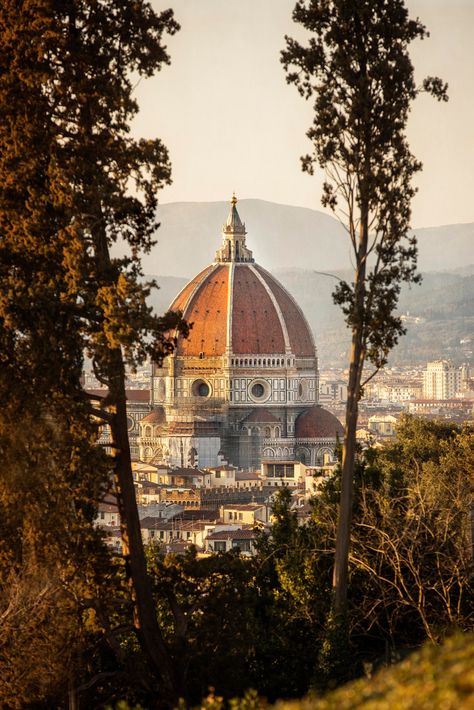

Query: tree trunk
[[108, 349, 177, 702], [332, 211, 368, 615], [92, 228, 178, 702], [332, 335, 363, 614]]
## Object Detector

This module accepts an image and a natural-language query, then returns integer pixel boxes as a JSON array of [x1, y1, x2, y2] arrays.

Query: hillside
[[277, 634, 474, 710]]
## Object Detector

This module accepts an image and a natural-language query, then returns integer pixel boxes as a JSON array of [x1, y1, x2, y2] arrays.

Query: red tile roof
[[295, 406, 344, 438], [242, 408, 280, 423], [142, 406, 166, 424], [206, 529, 256, 541], [168, 261, 316, 359], [232, 265, 285, 354]]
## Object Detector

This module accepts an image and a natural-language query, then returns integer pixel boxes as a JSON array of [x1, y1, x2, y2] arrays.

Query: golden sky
[[132, 0, 474, 229]]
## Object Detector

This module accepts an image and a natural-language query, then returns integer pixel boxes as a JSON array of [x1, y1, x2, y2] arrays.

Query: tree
[[0, 0, 187, 703], [350, 417, 474, 647], [282, 0, 447, 615], [257, 418, 473, 690]]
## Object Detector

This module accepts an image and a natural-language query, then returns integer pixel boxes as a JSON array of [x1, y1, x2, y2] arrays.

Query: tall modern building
[[138, 196, 343, 469], [422, 360, 462, 400]]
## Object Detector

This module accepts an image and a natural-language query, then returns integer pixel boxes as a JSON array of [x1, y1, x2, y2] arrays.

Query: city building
[[138, 196, 343, 470], [422, 360, 462, 400]]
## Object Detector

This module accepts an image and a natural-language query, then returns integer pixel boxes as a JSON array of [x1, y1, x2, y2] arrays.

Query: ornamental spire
[[215, 194, 254, 263]]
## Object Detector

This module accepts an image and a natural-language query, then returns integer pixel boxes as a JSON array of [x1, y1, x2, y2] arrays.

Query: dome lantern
[[215, 194, 254, 263]]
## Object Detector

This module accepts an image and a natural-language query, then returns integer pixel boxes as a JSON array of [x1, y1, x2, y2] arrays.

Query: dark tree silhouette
[[0, 1, 187, 702], [282, 0, 447, 615]]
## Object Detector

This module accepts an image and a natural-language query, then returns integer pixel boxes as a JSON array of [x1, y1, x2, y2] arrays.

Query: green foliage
[[261, 418, 473, 691], [315, 612, 351, 692], [282, 0, 448, 627], [148, 547, 260, 701], [349, 417, 474, 647], [147, 544, 313, 704]]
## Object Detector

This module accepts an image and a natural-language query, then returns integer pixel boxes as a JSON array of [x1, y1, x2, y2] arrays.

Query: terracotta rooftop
[[295, 406, 344, 439], [235, 471, 261, 480], [206, 529, 256, 541], [242, 408, 280, 423], [141, 406, 166, 424], [221, 503, 265, 511], [168, 468, 208, 477]]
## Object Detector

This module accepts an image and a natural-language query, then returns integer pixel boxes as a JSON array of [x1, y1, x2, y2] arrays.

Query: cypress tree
[[282, 0, 447, 617]]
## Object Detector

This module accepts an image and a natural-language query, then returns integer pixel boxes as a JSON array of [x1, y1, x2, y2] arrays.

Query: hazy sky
[[132, 1, 474, 228]]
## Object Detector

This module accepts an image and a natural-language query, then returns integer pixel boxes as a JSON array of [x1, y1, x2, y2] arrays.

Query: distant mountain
[[134, 199, 474, 277]]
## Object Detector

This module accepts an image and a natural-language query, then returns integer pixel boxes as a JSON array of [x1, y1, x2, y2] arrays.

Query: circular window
[[126, 416, 134, 431], [192, 379, 211, 397], [249, 379, 269, 402], [252, 383, 265, 398], [198, 382, 209, 397]]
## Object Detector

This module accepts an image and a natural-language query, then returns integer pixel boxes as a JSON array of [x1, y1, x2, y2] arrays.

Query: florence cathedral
[[138, 196, 343, 470]]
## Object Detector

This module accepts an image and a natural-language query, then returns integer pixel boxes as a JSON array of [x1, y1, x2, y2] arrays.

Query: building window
[[192, 379, 211, 397]]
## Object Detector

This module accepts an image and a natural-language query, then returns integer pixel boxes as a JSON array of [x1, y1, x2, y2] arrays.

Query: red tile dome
[[169, 196, 315, 360], [170, 264, 315, 358], [295, 406, 344, 438]]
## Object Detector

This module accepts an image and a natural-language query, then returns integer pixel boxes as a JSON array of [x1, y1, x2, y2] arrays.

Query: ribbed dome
[[170, 262, 315, 358], [295, 406, 344, 438], [169, 198, 316, 360]]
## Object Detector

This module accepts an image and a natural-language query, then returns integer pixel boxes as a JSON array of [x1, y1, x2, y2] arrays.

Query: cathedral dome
[[295, 406, 344, 438], [170, 197, 315, 359]]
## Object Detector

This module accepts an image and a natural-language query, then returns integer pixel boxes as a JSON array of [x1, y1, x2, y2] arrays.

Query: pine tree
[[282, 0, 447, 615]]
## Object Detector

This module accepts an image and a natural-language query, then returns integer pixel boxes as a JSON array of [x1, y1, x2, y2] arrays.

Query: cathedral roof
[[242, 409, 281, 423], [295, 406, 344, 439], [141, 407, 166, 424], [170, 197, 315, 359]]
